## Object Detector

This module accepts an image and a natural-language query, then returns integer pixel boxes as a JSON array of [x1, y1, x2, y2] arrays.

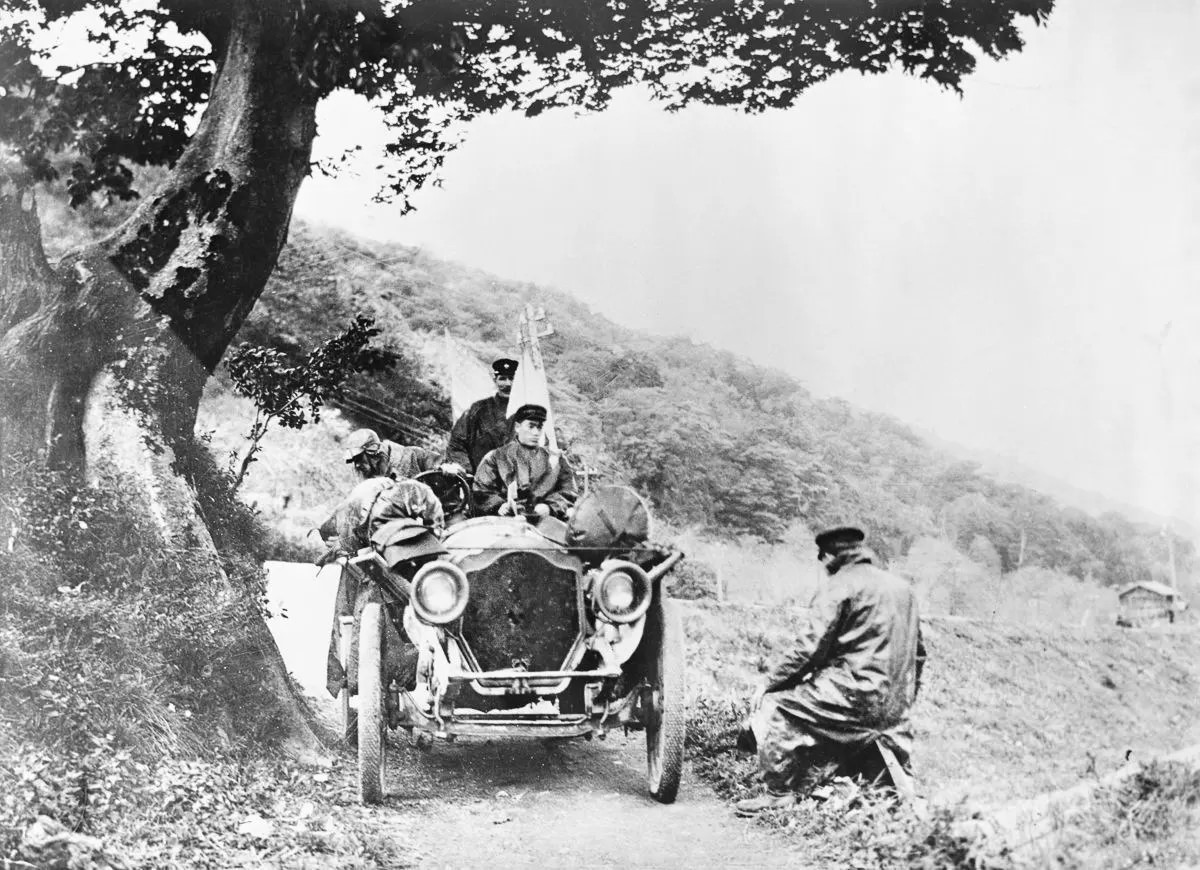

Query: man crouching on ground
[[735, 526, 926, 817]]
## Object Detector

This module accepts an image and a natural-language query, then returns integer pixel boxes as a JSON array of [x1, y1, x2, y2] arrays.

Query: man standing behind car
[[444, 357, 518, 474], [735, 526, 926, 816], [472, 403, 576, 520], [344, 427, 441, 481]]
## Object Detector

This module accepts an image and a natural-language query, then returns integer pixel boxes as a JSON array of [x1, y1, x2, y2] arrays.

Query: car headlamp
[[594, 560, 652, 623], [411, 561, 469, 624]]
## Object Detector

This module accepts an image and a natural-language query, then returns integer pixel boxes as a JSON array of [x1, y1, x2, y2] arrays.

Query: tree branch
[[157, 0, 236, 54]]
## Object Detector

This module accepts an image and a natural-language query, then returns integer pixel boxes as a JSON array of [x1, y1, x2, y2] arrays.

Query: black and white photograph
[[0, 0, 1197, 867]]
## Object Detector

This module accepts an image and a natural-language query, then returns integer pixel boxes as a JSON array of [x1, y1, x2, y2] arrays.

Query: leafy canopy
[[1, 0, 1053, 210]]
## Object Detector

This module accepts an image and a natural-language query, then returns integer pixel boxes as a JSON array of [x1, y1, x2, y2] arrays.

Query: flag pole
[[509, 304, 558, 453]]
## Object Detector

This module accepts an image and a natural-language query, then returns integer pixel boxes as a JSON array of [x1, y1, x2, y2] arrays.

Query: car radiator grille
[[460, 551, 580, 673]]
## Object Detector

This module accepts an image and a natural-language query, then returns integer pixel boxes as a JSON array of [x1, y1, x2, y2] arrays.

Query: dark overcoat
[[471, 441, 577, 519], [752, 553, 926, 762], [446, 394, 512, 472]]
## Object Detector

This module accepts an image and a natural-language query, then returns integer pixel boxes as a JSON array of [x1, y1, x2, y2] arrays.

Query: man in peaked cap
[[735, 525, 926, 816], [344, 427, 441, 482], [445, 357, 519, 474], [814, 525, 866, 556], [471, 403, 576, 520]]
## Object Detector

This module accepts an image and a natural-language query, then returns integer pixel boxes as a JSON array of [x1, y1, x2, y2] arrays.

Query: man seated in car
[[471, 403, 577, 520]]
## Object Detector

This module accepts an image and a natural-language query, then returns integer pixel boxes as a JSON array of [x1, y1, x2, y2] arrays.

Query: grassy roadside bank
[[682, 601, 1200, 804], [681, 600, 1200, 867]]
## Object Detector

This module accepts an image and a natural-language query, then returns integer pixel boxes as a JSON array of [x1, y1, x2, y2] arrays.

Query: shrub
[[0, 448, 300, 863], [224, 314, 395, 490], [668, 559, 720, 601], [1023, 760, 1200, 868], [0, 458, 166, 594], [661, 522, 819, 606], [181, 436, 273, 568], [1108, 761, 1200, 841], [0, 739, 151, 847]]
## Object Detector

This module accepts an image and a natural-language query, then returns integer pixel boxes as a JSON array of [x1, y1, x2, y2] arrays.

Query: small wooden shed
[[1117, 581, 1186, 626]]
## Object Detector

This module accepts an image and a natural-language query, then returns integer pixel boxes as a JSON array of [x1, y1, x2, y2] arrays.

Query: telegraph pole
[[516, 304, 554, 365], [514, 304, 558, 452]]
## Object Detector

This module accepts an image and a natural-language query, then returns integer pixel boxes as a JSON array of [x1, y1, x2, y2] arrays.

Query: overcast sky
[[294, 0, 1199, 530]]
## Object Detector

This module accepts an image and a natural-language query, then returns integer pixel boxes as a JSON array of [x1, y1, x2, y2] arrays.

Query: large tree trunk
[[0, 3, 326, 760]]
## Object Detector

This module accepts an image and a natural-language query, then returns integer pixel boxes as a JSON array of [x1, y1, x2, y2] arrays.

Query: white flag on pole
[[443, 329, 493, 420], [506, 307, 558, 452]]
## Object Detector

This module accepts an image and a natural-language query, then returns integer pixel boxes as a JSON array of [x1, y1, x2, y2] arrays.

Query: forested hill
[[32, 190, 1193, 591], [228, 221, 1193, 591]]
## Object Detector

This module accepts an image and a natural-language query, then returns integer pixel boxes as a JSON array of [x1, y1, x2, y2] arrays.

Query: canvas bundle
[[566, 485, 651, 560]]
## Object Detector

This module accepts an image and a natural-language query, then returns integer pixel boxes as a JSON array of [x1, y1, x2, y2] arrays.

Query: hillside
[[916, 424, 1200, 544], [4, 176, 1198, 870], [217, 219, 1195, 605], [29, 185, 1196, 605]]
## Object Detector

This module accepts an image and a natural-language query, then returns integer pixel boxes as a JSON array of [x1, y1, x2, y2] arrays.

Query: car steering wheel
[[415, 470, 473, 517]]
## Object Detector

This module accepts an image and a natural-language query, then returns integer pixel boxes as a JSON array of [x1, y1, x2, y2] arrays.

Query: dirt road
[[265, 562, 805, 870]]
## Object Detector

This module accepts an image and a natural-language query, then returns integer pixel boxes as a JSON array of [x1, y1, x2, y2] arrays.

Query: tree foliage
[[558, 347, 664, 400], [2, 0, 1054, 212], [225, 314, 392, 488], [0, 0, 1057, 518]]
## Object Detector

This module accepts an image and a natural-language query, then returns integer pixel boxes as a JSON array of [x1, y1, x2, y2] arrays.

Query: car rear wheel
[[357, 602, 387, 804], [338, 616, 357, 746], [645, 598, 685, 804]]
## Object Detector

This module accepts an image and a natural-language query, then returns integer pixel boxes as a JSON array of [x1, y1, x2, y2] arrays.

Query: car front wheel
[[645, 598, 685, 804], [357, 602, 387, 804]]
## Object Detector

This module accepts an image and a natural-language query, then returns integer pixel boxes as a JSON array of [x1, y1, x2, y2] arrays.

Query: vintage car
[[335, 480, 687, 805]]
